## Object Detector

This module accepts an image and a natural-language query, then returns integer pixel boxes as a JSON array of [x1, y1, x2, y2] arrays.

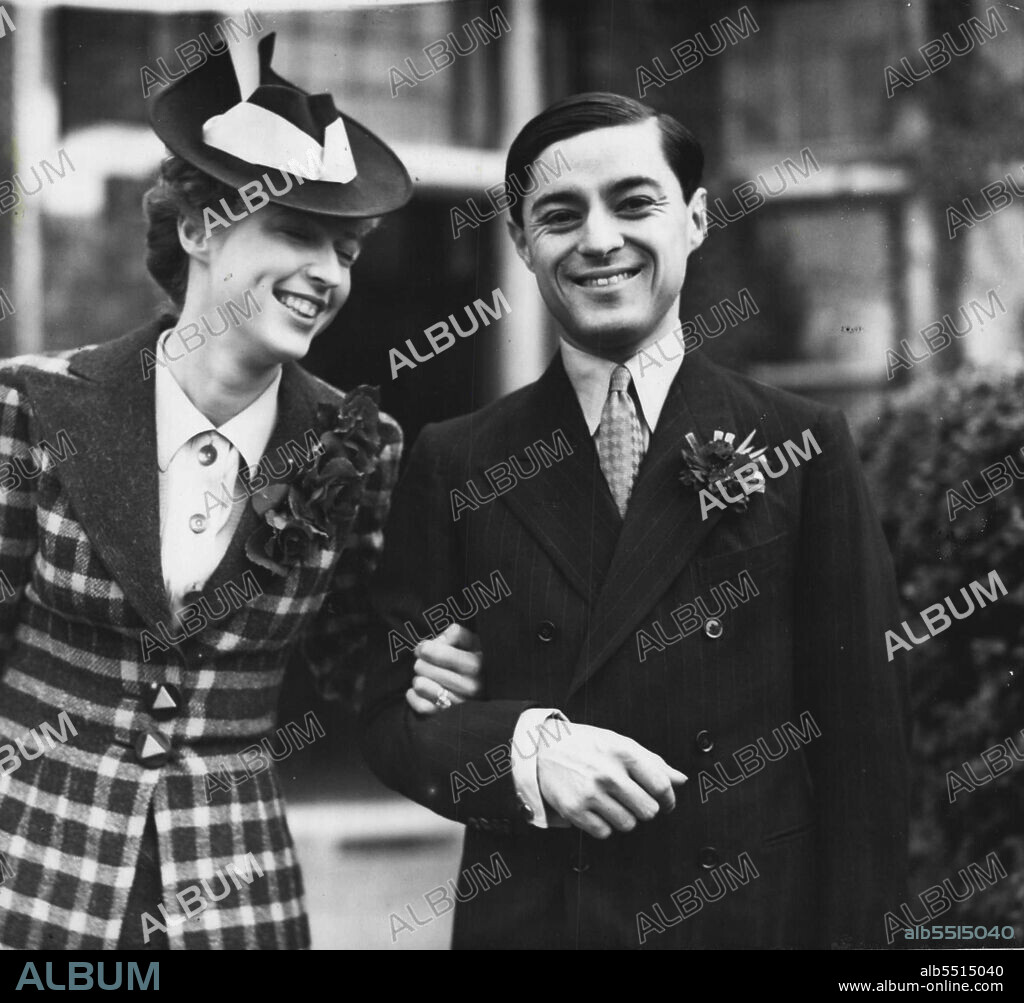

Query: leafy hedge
[[858, 365, 1024, 939]]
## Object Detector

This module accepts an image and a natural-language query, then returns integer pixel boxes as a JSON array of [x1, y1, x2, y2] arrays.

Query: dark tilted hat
[[148, 32, 412, 217]]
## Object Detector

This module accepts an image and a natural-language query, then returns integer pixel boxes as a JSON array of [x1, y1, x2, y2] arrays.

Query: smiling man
[[361, 93, 910, 950]]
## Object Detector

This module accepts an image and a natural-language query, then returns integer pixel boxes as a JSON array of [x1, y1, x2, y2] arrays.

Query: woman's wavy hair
[[142, 155, 383, 312], [142, 155, 246, 310]]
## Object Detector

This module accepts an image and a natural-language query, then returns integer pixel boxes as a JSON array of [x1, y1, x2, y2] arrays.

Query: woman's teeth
[[579, 270, 638, 287], [277, 293, 319, 319]]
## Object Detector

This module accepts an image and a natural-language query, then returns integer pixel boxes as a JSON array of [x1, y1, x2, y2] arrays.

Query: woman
[[0, 33, 476, 950]]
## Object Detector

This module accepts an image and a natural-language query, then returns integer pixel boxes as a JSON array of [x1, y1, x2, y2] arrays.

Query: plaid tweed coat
[[0, 321, 401, 950]]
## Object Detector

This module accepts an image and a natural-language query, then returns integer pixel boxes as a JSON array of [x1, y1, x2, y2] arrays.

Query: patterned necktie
[[595, 365, 643, 517]]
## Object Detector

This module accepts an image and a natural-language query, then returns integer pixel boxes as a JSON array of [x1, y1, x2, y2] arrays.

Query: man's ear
[[687, 187, 708, 253], [506, 218, 535, 273], [177, 213, 213, 264]]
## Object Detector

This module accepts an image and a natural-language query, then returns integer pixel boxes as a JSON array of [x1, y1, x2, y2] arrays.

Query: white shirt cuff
[[511, 708, 571, 829]]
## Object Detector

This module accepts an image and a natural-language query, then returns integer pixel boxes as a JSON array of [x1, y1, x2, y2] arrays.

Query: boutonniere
[[680, 429, 767, 519], [246, 386, 399, 576]]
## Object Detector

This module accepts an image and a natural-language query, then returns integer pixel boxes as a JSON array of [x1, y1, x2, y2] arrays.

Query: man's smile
[[571, 267, 642, 288]]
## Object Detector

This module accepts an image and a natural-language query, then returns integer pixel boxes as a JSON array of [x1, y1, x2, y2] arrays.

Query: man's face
[[510, 119, 705, 358], [189, 204, 371, 369]]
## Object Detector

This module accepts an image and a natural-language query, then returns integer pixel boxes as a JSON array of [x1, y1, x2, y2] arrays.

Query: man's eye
[[539, 210, 576, 226], [619, 196, 656, 213]]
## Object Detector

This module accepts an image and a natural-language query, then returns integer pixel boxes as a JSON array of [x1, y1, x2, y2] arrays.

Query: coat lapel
[[24, 322, 172, 633], [566, 350, 746, 697], [23, 320, 326, 632], [486, 355, 621, 602]]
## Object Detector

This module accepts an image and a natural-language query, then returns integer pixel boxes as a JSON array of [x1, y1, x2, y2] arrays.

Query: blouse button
[[188, 513, 207, 534], [198, 443, 218, 466]]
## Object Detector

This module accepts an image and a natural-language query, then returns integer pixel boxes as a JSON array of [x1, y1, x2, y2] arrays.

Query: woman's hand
[[405, 623, 482, 715]]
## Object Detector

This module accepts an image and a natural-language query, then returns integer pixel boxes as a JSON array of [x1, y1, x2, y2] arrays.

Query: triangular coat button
[[134, 728, 172, 768], [142, 682, 183, 721]]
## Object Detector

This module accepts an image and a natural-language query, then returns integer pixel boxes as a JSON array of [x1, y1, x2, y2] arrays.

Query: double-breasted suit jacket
[[0, 320, 400, 949], [361, 347, 909, 950]]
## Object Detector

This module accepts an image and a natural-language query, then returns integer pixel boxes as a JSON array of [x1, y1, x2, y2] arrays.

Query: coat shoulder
[[0, 346, 84, 383], [702, 356, 837, 427], [0, 347, 88, 415], [412, 379, 540, 456]]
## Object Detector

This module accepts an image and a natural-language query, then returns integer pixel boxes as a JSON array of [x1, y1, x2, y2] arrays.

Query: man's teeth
[[579, 270, 637, 287], [278, 293, 319, 318]]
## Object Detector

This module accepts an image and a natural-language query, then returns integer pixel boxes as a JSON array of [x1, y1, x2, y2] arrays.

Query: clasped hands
[[405, 624, 687, 839]]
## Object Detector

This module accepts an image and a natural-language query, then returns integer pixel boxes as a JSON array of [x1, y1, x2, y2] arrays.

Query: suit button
[[536, 620, 556, 643], [570, 856, 590, 874], [704, 618, 723, 639], [699, 846, 720, 870], [695, 730, 714, 753]]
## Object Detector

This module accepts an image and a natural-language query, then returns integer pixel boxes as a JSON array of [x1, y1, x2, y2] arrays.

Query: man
[[360, 93, 909, 950]]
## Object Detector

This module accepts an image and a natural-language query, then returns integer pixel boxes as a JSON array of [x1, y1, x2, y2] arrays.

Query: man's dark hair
[[504, 92, 704, 227]]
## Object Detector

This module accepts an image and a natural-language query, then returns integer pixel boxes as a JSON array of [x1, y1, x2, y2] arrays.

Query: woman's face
[[194, 203, 372, 370]]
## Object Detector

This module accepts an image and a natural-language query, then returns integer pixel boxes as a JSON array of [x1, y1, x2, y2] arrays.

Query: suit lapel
[[24, 323, 171, 633], [487, 355, 621, 602], [566, 350, 744, 697]]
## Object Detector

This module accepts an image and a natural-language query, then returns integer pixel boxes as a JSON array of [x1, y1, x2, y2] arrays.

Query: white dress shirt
[[511, 325, 686, 827], [558, 326, 685, 448], [154, 330, 281, 612]]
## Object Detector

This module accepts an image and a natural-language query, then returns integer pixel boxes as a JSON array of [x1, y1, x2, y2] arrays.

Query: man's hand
[[405, 624, 482, 715], [537, 723, 687, 838]]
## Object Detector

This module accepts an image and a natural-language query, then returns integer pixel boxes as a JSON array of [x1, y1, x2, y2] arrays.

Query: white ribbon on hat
[[202, 101, 357, 183]]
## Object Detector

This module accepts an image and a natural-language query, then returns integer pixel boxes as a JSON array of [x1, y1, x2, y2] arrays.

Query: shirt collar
[[154, 329, 282, 472], [559, 325, 685, 436]]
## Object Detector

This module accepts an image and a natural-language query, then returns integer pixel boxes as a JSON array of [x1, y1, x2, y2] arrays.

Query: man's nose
[[577, 210, 625, 257]]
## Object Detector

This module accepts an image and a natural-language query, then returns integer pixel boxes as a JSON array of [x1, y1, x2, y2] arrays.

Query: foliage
[[859, 365, 1024, 936]]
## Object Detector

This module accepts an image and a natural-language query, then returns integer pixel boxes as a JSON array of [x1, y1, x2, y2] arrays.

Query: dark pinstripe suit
[[361, 348, 909, 949]]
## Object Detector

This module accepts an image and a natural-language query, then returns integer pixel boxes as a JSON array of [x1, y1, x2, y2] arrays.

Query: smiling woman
[[143, 160, 379, 394], [0, 31, 478, 952]]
